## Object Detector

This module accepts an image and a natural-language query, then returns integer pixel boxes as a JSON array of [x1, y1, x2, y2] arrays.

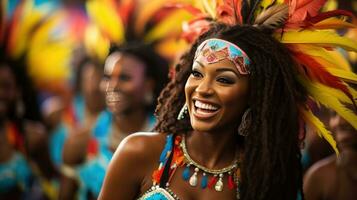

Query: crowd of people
[[1, 0, 356, 200]]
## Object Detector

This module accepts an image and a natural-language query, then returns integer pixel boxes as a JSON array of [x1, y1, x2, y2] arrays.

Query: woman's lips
[[192, 100, 220, 120]]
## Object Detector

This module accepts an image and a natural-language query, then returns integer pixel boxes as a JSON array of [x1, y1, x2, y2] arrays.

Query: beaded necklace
[[151, 134, 242, 199], [181, 135, 241, 199]]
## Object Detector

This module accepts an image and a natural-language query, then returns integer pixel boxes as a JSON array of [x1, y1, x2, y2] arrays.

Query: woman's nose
[[195, 78, 214, 96]]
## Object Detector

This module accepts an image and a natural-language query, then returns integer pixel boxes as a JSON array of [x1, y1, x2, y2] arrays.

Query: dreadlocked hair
[[155, 23, 306, 200]]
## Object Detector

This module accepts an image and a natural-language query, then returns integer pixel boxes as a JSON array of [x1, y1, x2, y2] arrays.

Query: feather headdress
[[173, 0, 357, 153], [84, 0, 193, 62], [1, 0, 77, 93]]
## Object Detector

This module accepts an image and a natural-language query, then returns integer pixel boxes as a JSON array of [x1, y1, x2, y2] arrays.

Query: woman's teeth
[[194, 100, 218, 111]]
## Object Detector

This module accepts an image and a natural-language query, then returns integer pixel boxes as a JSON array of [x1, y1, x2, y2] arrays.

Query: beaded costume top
[[138, 134, 241, 200]]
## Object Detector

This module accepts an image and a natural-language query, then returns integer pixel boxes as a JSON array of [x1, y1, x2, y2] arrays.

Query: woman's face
[[329, 110, 357, 152], [102, 53, 151, 115], [0, 66, 17, 119], [184, 53, 249, 132]]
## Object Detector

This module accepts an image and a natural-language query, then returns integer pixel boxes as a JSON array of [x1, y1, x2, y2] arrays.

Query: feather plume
[[288, 0, 327, 23], [292, 51, 355, 107], [254, 4, 288, 30], [278, 30, 357, 51], [145, 10, 192, 42], [300, 107, 338, 154], [202, 0, 217, 18], [247, 0, 264, 23], [306, 9, 354, 24], [86, 0, 124, 43], [311, 17, 355, 30], [299, 77, 357, 130], [292, 44, 350, 70], [327, 68, 357, 85], [135, 0, 170, 34]]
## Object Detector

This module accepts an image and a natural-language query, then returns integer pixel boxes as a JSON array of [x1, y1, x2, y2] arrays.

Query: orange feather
[[288, 0, 326, 23]]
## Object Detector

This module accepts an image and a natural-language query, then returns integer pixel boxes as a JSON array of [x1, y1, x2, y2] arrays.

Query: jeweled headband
[[194, 38, 251, 75]]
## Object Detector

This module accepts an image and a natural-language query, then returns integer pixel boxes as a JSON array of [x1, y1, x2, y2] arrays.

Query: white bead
[[215, 178, 224, 192], [189, 173, 198, 186]]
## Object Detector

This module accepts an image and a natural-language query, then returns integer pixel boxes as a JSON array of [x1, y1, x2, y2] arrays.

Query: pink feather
[[288, 0, 327, 23]]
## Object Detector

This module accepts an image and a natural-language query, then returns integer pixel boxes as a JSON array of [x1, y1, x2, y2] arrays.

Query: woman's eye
[[191, 70, 203, 78], [217, 77, 234, 84], [119, 74, 132, 81]]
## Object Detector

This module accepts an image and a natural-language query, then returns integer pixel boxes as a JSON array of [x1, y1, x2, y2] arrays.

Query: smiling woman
[[98, 1, 357, 200]]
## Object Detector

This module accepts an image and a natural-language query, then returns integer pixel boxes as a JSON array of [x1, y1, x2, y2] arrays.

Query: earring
[[177, 103, 188, 120], [238, 108, 251, 136], [144, 91, 154, 105]]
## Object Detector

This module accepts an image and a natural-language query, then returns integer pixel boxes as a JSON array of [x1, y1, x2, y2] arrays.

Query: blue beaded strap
[[138, 186, 179, 200]]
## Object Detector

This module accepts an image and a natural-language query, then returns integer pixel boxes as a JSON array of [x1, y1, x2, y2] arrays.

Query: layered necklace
[[180, 135, 241, 199]]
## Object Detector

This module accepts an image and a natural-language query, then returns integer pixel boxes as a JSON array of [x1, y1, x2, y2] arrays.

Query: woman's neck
[[185, 127, 240, 170], [113, 108, 148, 134]]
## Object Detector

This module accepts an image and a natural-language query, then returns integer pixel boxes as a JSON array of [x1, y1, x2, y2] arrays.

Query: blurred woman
[[0, 61, 32, 200]]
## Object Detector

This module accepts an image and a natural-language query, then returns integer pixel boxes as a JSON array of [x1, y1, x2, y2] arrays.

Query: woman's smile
[[192, 99, 221, 120]]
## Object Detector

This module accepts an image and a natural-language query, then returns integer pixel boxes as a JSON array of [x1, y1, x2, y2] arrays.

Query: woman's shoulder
[[99, 132, 171, 199], [110, 132, 170, 170]]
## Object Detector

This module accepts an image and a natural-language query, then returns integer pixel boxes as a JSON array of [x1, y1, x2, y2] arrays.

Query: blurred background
[[0, 0, 356, 200]]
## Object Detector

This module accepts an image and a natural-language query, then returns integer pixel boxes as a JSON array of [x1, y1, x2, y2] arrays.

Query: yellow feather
[[313, 18, 355, 29], [202, 0, 216, 18], [135, 0, 168, 35], [145, 10, 192, 42], [277, 30, 357, 52], [300, 107, 338, 154], [10, 5, 45, 58], [155, 38, 189, 61], [27, 42, 72, 82], [299, 77, 357, 130], [86, 0, 124, 43], [84, 24, 110, 62], [327, 68, 357, 84], [293, 44, 351, 70], [29, 12, 66, 50], [260, 0, 275, 9]]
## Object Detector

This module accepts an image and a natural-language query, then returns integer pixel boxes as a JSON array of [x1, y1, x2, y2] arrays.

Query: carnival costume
[[138, 0, 357, 199]]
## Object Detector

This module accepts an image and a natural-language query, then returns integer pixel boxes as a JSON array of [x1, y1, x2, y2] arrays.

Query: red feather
[[216, 0, 243, 25], [117, 0, 136, 27], [152, 7, 179, 23], [166, 3, 205, 17], [293, 51, 355, 107], [307, 10, 354, 24], [6, 1, 24, 55], [181, 18, 211, 43], [288, 0, 326, 23]]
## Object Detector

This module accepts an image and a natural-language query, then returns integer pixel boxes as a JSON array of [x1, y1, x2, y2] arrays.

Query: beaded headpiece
[[195, 38, 251, 75]]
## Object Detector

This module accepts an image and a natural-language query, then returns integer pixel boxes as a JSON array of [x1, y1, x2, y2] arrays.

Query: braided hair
[[154, 23, 306, 200]]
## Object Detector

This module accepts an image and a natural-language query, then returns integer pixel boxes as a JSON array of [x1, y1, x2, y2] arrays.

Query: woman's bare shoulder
[[113, 132, 168, 160], [99, 132, 170, 199]]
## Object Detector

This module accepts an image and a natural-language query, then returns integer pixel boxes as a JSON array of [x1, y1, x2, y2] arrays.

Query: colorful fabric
[[195, 38, 251, 75], [139, 134, 181, 200], [77, 142, 113, 200], [49, 95, 113, 168], [0, 152, 32, 193]]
